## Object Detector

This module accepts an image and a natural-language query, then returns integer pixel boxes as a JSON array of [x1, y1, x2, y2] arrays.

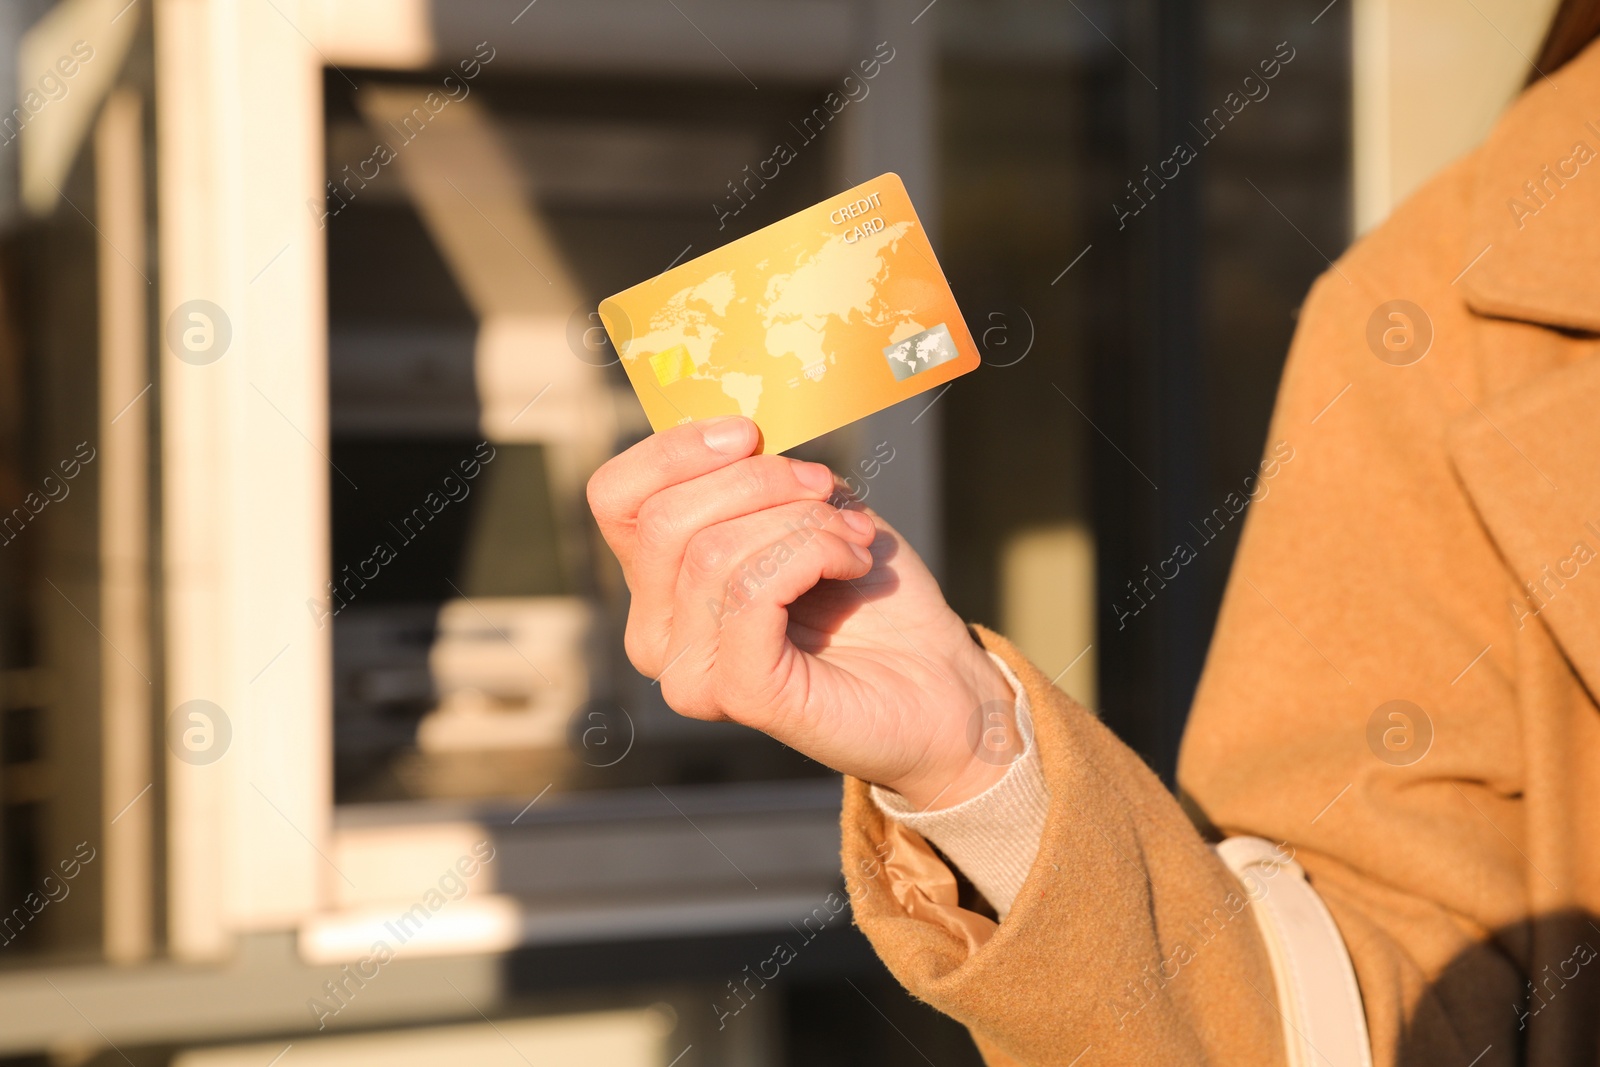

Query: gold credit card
[[598, 173, 980, 455]]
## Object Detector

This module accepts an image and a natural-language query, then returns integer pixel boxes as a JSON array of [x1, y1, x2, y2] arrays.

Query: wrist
[[884, 645, 1021, 812]]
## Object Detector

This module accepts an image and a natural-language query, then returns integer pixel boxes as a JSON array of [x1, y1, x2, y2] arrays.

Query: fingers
[[627, 496, 871, 678], [655, 501, 876, 719], [623, 454, 840, 668], [587, 417, 760, 567]]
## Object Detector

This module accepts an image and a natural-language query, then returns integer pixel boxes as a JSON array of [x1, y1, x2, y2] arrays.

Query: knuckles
[[732, 455, 791, 500], [585, 465, 624, 526], [657, 428, 706, 469], [634, 496, 680, 550], [640, 619, 790, 731], [658, 672, 722, 722], [621, 618, 659, 678], [685, 529, 736, 580], [588, 449, 821, 551]]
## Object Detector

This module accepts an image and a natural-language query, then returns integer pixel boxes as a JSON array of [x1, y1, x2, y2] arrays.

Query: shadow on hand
[[788, 529, 903, 654]]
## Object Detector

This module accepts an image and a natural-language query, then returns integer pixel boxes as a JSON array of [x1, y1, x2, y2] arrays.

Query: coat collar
[[1446, 42, 1600, 702], [1459, 38, 1600, 334], [1448, 353, 1600, 705]]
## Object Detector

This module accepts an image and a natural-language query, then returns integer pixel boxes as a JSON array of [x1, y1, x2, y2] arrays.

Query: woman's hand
[[587, 417, 1017, 810]]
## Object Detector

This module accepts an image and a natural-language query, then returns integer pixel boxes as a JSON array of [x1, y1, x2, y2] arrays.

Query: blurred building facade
[[0, 0, 1553, 1063]]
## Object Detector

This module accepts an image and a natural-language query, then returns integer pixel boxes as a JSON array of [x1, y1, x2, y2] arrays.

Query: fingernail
[[839, 508, 875, 536], [850, 542, 874, 566], [701, 417, 753, 455], [791, 461, 833, 494]]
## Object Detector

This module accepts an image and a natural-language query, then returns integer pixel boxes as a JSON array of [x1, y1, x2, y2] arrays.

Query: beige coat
[[840, 37, 1600, 1067]]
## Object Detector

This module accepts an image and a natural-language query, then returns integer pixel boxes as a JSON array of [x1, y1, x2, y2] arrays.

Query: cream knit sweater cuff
[[869, 653, 1050, 919]]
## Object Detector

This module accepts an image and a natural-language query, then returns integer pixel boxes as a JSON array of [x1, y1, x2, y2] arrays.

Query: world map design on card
[[598, 173, 980, 455]]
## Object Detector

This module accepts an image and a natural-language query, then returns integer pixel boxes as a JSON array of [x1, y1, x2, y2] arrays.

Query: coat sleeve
[[841, 624, 1289, 1066]]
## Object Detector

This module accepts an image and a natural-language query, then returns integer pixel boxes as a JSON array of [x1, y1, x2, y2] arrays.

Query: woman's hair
[[1531, 0, 1600, 83]]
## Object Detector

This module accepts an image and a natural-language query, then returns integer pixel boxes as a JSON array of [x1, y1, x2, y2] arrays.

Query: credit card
[[598, 173, 980, 455]]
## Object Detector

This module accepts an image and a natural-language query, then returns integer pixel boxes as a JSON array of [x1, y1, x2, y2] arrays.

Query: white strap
[[1215, 836, 1373, 1067]]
